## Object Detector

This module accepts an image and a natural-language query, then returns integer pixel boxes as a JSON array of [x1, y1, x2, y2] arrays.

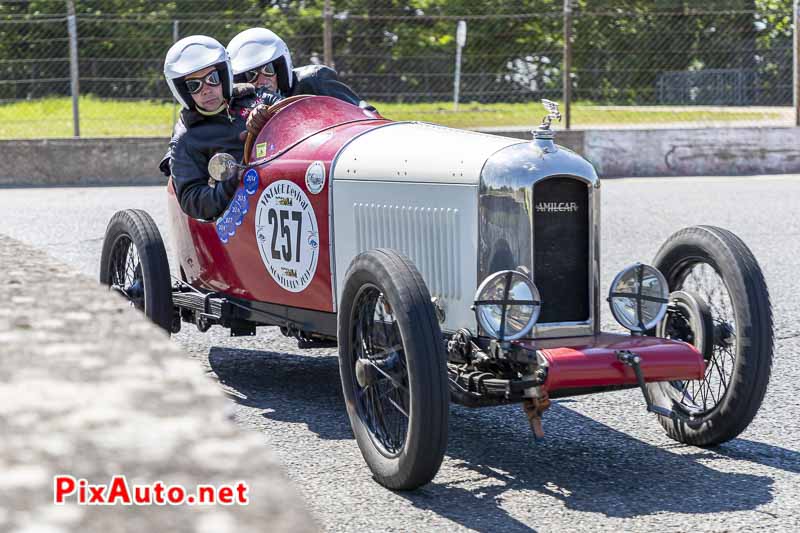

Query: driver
[[162, 35, 273, 220], [227, 27, 377, 115]]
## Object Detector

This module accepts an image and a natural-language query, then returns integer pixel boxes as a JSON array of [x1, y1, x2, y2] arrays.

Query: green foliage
[[0, 0, 793, 105]]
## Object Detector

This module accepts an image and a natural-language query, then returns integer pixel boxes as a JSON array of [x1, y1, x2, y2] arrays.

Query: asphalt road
[[2, 176, 799, 532]]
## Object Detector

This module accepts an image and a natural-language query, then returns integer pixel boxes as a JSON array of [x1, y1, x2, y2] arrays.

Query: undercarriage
[[170, 281, 707, 438]]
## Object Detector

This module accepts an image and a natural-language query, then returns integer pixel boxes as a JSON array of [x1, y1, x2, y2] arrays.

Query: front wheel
[[338, 249, 449, 490], [648, 225, 773, 446], [99, 209, 175, 333]]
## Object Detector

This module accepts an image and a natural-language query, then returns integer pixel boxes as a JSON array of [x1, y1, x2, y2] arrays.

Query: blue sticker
[[216, 218, 229, 244], [224, 215, 236, 237], [230, 205, 244, 227], [234, 189, 249, 214], [243, 169, 259, 196]]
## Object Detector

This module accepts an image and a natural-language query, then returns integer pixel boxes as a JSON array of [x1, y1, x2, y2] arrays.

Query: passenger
[[227, 27, 377, 112], [161, 35, 276, 220]]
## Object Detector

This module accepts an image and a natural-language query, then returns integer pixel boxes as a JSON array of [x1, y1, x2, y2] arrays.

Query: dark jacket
[[162, 85, 257, 221], [160, 68, 372, 219], [258, 65, 376, 112]]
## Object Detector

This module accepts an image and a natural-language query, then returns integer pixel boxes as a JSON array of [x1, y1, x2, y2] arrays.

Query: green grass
[[0, 96, 179, 139], [378, 101, 784, 129], [0, 96, 785, 139]]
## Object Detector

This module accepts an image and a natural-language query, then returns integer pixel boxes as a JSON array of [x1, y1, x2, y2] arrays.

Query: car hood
[[332, 121, 523, 185]]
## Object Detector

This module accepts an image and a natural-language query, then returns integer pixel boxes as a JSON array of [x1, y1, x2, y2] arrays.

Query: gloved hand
[[246, 103, 271, 137], [260, 90, 283, 107]]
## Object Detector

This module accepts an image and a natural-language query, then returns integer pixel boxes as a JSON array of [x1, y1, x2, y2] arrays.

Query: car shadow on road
[[209, 346, 352, 440], [208, 346, 779, 530], [673, 438, 800, 475], [409, 401, 776, 525]]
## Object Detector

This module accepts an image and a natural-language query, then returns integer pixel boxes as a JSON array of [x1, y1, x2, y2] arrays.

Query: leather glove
[[246, 103, 271, 137], [260, 90, 283, 107]]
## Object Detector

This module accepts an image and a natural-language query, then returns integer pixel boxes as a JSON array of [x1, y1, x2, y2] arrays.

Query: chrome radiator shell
[[478, 139, 601, 338]]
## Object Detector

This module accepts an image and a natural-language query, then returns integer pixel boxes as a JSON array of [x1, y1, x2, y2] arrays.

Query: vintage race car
[[101, 96, 773, 490]]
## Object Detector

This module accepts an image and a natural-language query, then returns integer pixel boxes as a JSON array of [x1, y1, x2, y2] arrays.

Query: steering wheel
[[242, 95, 314, 165]]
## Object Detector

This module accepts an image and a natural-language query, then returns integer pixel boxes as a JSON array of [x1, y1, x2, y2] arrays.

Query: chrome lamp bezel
[[608, 263, 670, 333], [473, 270, 542, 341]]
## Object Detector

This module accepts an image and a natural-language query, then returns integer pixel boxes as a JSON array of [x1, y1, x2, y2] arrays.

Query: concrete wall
[[0, 137, 167, 187], [477, 126, 800, 178], [0, 233, 317, 532], [583, 127, 800, 177], [1, 126, 799, 187]]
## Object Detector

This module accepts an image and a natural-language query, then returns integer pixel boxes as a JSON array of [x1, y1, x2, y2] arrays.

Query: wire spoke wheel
[[658, 265, 737, 416], [100, 209, 175, 333], [338, 249, 448, 490], [108, 234, 145, 311], [351, 285, 410, 456], [648, 226, 773, 446]]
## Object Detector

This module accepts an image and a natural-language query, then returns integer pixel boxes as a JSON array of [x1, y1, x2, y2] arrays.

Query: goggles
[[184, 70, 221, 94], [243, 63, 277, 84]]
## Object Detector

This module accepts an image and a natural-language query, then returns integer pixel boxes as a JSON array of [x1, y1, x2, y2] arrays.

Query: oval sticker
[[255, 180, 319, 292], [304, 161, 326, 195]]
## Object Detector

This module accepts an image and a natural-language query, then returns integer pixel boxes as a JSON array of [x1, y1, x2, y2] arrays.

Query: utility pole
[[563, 0, 574, 130], [66, 0, 80, 137], [323, 0, 334, 68]]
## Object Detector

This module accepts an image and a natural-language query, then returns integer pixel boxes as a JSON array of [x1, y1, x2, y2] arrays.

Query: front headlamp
[[608, 263, 669, 332], [474, 270, 541, 341]]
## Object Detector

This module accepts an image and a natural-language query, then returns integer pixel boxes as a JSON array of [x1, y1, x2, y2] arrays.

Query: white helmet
[[227, 27, 294, 94], [164, 35, 233, 110]]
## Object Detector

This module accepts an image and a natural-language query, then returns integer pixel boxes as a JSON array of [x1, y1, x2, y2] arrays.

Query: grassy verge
[[0, 96, 785, 139], [0, 96, 179, 139], [378, 101, 785, 129]]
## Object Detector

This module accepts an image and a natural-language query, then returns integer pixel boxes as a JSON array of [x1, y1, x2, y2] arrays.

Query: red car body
[[166, 95, 705, 396]]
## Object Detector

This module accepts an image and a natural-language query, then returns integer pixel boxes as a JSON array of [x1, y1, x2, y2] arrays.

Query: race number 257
[[267, 208, 302, 262]]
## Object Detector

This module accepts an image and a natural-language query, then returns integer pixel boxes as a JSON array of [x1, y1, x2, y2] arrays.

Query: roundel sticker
[[229, 204, 244, 226], [255, 180, 319, 292], [215, 218, 229, 244], [243, 168, 259, 196], [233, 189, 249, 214], [305, 161, 326, 195]]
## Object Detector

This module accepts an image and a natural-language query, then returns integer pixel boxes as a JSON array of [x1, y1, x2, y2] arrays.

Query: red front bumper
[[517, 333, 705, 394]]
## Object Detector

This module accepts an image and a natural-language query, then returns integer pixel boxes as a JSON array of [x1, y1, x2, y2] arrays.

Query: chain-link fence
[[0, 0, 795, 138]]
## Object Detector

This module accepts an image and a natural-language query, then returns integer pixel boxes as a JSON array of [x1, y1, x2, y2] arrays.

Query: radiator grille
[[353, 204, 461, 298], [533, 178, 590, 323]]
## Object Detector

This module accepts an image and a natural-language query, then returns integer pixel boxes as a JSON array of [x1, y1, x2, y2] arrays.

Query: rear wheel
[[648, 225, 773, 446], [338, 249, 449, 490], [100, 209, 175, 333]]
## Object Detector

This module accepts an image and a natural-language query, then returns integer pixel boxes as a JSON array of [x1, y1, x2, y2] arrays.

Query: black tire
[[100, 209, 175, 333], [338, 249, 449, 490], [648, 225, 773, 446]]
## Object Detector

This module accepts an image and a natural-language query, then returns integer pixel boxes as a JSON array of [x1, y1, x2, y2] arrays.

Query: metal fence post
[[794, 0, 799, 126], [453, 20, 466, 111], [323, 0, 334, 68], [66, 0, 80, 137], [563, 0, 573, 129], [173, 19, 180, 127]]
